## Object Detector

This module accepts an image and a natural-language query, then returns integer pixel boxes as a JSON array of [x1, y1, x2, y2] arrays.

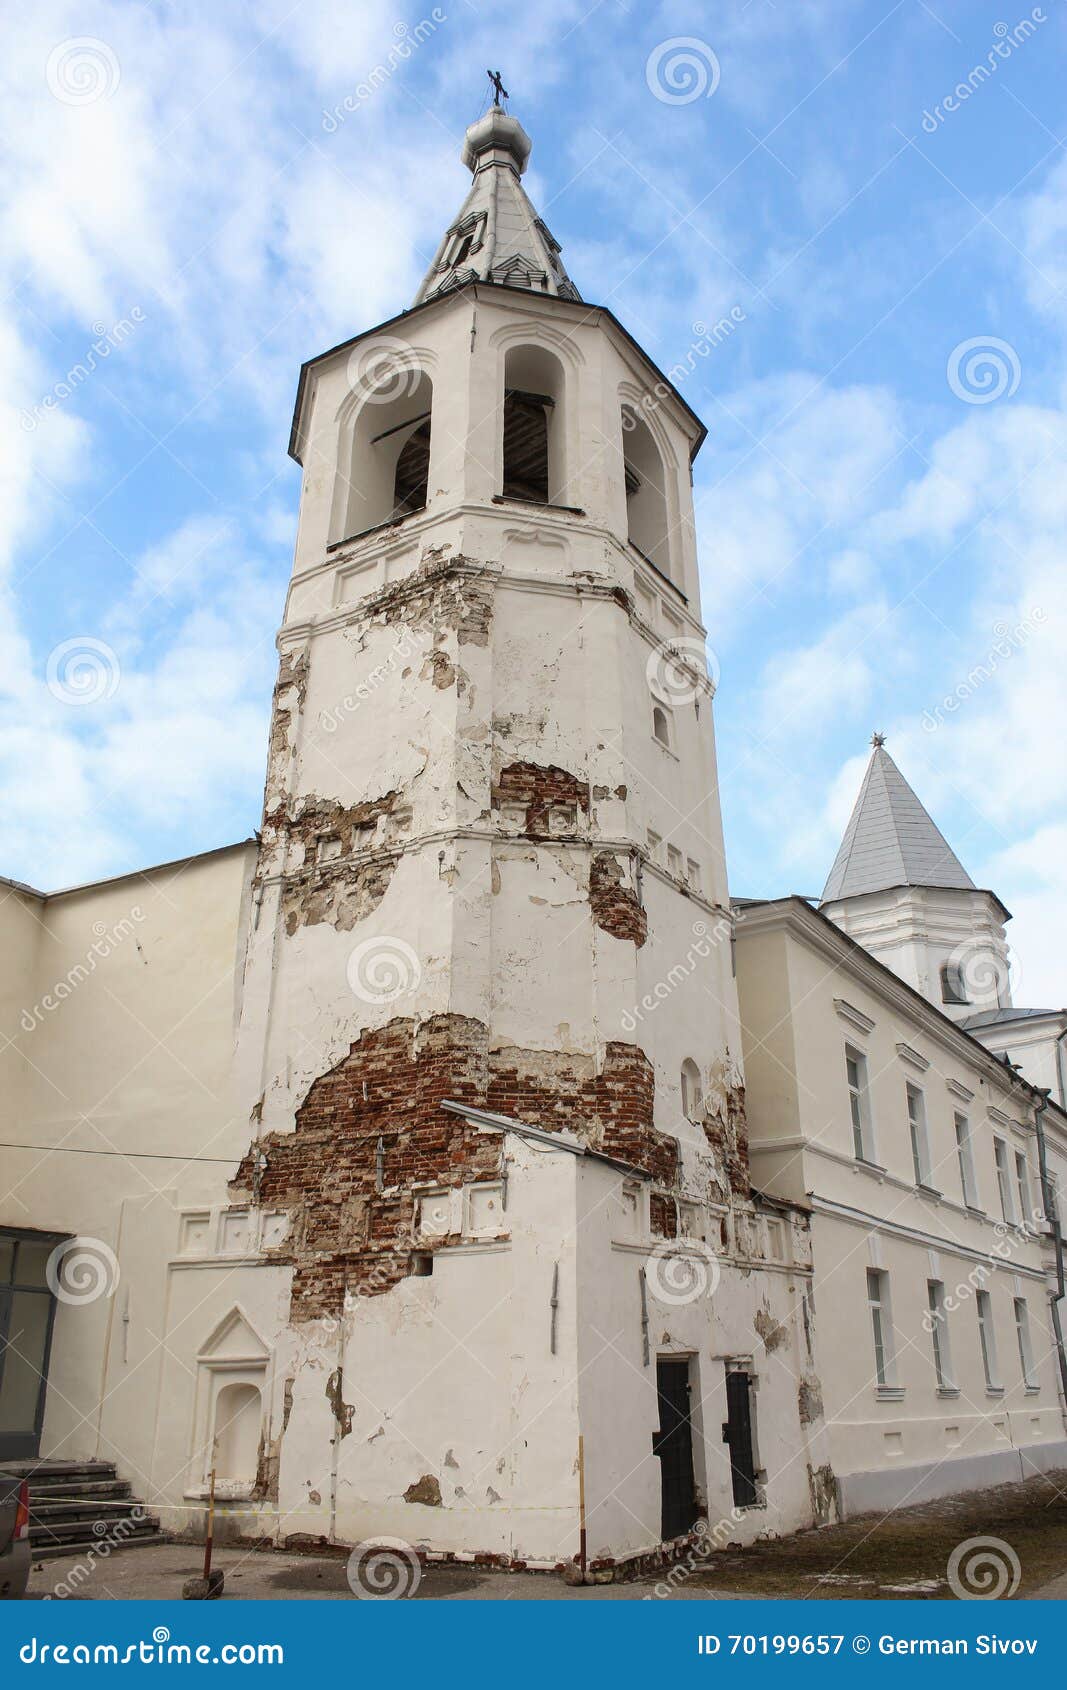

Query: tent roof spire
[[821, 740, 976, 905]]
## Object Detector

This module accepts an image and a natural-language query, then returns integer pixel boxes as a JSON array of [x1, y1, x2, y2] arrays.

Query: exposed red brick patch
[[493, 760, 590, 835], [232, 1015, 676, 1318], [258, 792, 406, 934], [649, 1192, 677, 1238], [700, 1060, 750, 1198], [589, 851, 647, 947], [362, 551, 494, 648]]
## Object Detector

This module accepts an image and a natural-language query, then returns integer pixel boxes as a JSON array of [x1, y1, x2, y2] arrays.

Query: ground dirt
[[685, 1471, 1067, 1599]]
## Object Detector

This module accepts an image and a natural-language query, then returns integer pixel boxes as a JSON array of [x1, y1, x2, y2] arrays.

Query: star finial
[[871, 731, 886, 749], [488, 69, 509, 108]]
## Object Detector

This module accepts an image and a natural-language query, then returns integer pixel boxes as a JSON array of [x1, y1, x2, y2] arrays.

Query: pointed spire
[[821, 741, 976, 905], [413, 96, 581, 307]]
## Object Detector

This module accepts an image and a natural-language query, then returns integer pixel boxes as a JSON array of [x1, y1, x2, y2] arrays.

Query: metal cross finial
[[488, 69, 509, 107], [871, 731, 887, 748]]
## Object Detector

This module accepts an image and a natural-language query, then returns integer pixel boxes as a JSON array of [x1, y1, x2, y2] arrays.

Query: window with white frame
[[1015, 1151, 1032, 1228], [666, 844, 683, 881], [846, 1046, 875, 1162], [976, 1289, 1001, 1390], [927, 1279, 955, 1391], [652, 702, 673, 750], [685, 857, 702, 894], [1013, 1296, 1038, 1389], [907, 1084, 933, 1188], [955, 1113, 979, 1208], [646, 828, 662, 865], [994, 1138, 1016, 1223], [866, 1267, 896, 1389], [940, 961, 969, 1005]]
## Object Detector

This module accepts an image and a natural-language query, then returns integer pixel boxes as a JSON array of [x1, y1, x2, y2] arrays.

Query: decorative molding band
[[896, 1041, 930, 1073], [834, 998, 876, 1036], [946, 1077, 975, 1103], [809, 1193, 1048, 1279]]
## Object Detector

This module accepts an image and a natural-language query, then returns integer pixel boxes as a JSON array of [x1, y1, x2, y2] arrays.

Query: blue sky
[[4, 0, 1065, 997]]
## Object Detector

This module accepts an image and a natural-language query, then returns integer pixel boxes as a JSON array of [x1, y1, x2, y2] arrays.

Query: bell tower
[[228, 99, 816, 1567]]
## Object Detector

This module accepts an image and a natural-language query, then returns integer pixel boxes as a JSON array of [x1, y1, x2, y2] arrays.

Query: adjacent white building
[[1, 105, 1063, 1577]]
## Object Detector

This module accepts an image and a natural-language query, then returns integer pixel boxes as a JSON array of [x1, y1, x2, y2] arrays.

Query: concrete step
[[4, 1460, 119, 1485], [31, 1528, 169, 1564], [29, 1515, 162, 1551], [31, 1497, 142, 1523], [26, 1479, 132, 1502]]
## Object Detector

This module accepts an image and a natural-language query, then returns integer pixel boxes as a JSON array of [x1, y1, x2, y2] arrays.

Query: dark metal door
[[652, 1357, 698, 1540], [0, 1231, 62, 1461], [722, 1368, 758, 1507]]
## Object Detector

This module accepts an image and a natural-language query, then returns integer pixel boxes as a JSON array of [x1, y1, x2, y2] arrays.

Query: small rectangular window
[[1015, 1151, 1032, 1228], [685, 857, 702, 893], [846, 1046, 875, 1163], [647, 829, 662, 864], [1014, 1297, 1038, 1388], [940, 961, 969, 1005], [666, 845, 683, 880], [955, 1113, 978, 1207], [994, 1138, 1015, 1223], [867, 1267, 895, 1388], [976, 1289, 1001, 1390], [907, 1085, 932, 1187], [927, 1279, 954, 1390]]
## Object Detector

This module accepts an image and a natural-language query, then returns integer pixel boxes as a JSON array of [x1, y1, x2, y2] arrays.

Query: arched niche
[[332, 368, 434, 543], [213, 1381, 263, 1486], [621, 406, 673, 579], [502, 344, 567, 505], [680, 1058, 703, 1120]]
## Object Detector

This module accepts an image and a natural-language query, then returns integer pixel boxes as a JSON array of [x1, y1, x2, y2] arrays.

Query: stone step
[[25, 1479, 132, 1502], [3, 1459, 118, 1484], [31, 1528, 168, 1564], [29, 1515, 161, 1551], [30, 1497, 142, 1523]]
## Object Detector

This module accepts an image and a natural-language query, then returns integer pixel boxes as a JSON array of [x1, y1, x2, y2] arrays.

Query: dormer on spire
[[413, 98, 581, 306]]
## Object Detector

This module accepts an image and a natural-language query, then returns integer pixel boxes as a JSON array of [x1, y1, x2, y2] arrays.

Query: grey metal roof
[[961, 1006, 1064, 1030], [413, 107, 581, 307], [821, 745, 976, 904]]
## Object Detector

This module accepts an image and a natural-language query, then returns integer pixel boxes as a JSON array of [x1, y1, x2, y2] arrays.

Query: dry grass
[[685, 1471, 1067, 1599]]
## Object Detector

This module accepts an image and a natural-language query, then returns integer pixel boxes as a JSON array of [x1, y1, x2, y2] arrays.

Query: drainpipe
[[1033, 1088, 1067, 1418], [1055, 1024, 1067, 1111]]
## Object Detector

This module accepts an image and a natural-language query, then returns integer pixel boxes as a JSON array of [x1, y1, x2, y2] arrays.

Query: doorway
[[722, 1368, 758, 1507], [0, 1229, 64, 1461], [652, 1356, 698, 1540]]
